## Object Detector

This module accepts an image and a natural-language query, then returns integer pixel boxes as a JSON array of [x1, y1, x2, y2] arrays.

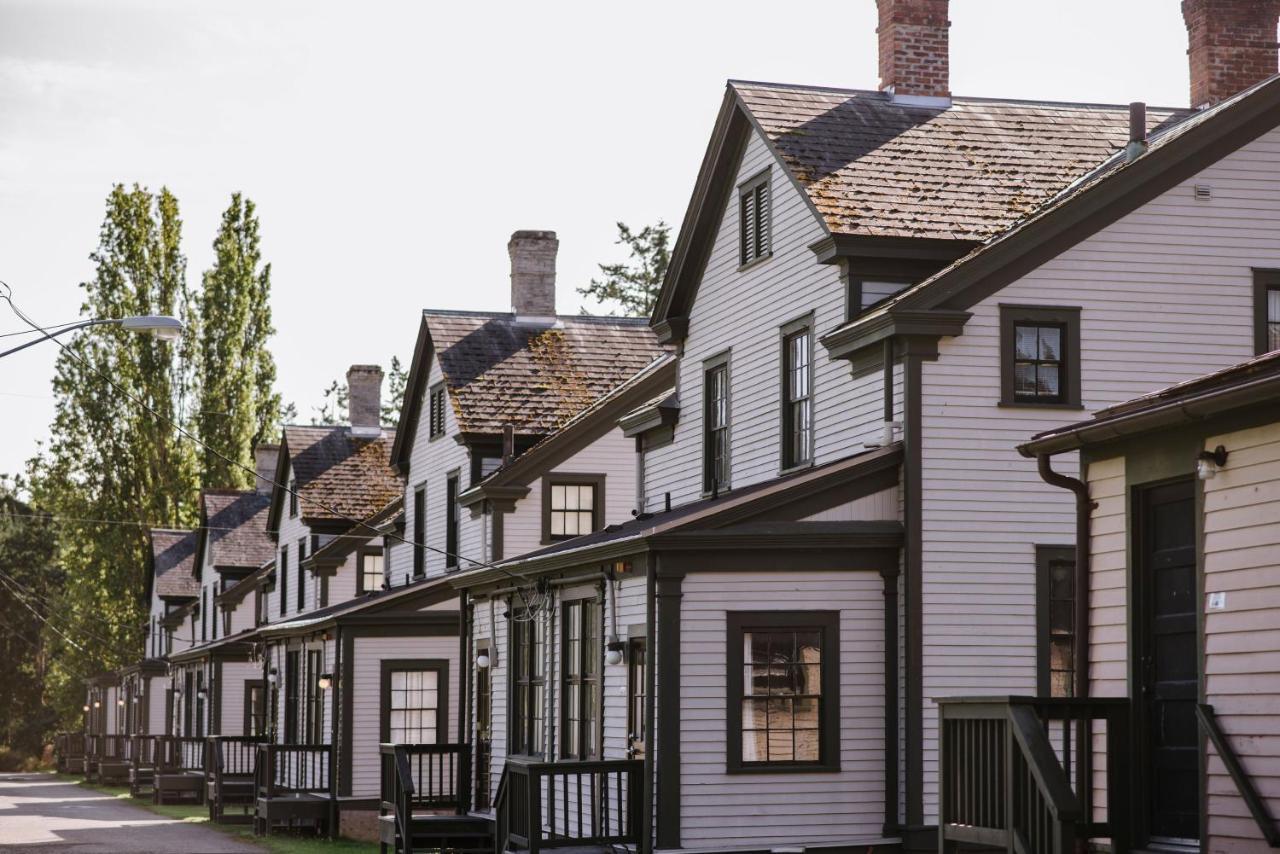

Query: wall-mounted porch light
[[196, 688, 207, 700], [117, 698, 125, 707], [475, 652, 490, 669], [317, 674, 332, 690], [93, 700, 100, 709], [1197, 445, 1228, 480], [605, 638, 625, 667], [82, 704, 90, 713], [267, 668, 278, 685]]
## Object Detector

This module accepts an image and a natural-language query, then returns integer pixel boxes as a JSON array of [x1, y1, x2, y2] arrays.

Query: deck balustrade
[[378, 743, 470, 853], [495, 757, 642, 854]]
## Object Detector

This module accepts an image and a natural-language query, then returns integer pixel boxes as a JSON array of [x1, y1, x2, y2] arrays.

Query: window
[[428, 383, 447, 439], [1254, 269, 1280, 354], [289, 477, 298, 518], [245, 680, 266, 736], [542, 474, 605, 543], [509, 613, 546, 756], [445, 472, 459, 569], [999, 305, 1081, 408], [475, 644, 492, 810], [413, 486, 425, 577], [1036, 545, 1076, 698], [849, 279, 912, 316], [279, 545, 289, 617], [296, 537, 307, 612], [284, 650, 300, 743], [726, 611, 840, 773], [200, 589, 207, 641], [703, 354, 731, 493], [627, 636, 647, 759], [739, 170, 771, 266], [781, 319, 813, 470], [194, 671, 205, 738], [380, 660, 447, 744], [561, 597, 601, 760], [357, 548, 385, 595], [305, 649, 323, 743]]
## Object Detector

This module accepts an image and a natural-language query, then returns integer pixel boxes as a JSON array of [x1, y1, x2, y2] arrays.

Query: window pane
[[1269, 288, 1280, 324], [1015, 362, 1038, 394], [1015, 326, 1039, 360], [1037, 364, 1061, 397], [1038, 326, 1061, 361]]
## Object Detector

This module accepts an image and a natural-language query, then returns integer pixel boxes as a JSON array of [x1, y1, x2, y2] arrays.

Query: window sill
[[726, 762, 841, 775], [778, 460, 814, 477], [997, 400, 1085, 411], [700, 486, 732, 500], [737, 252, 773, 273]]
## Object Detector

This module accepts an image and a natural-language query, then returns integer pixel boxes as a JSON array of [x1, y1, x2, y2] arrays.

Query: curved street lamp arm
[[0, 318, 120, 360]]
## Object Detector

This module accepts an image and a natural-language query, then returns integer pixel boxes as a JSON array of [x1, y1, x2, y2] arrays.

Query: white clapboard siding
[[349, 634, 461, 798], [678, 571, 886, 848], [147, 675, 169, 735], [917, 123, 1280, 819], [1202, 422, 1280, 851], [472, 595, 508, 811], [643, 130, 891, 511], [217, 661, 258, 737], [503, 428, 640, 561]]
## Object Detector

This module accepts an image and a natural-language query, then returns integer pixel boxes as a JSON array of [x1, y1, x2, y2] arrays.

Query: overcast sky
[[0, 0, 1195, 478]]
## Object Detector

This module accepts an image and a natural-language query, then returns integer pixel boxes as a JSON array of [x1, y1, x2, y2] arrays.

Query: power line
[[0, 573, 141, 657], [0, 566, 149, 634]]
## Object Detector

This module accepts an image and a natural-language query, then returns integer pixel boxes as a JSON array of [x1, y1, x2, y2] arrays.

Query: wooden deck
[[207, 736, 264, 824], [153, 737, 207, 805], [253, 743, 335, 837]]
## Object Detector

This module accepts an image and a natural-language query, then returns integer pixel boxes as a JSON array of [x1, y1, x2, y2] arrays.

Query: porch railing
[[254, 743, 332, 799], [157, 736, 207, 773], [379, 743, 470, 852], [494, 757, 643, 854], [131, 735, 157, 769], [210, 736, 264, 778], [102, 734, 130, 762], [938, 696, 1130, 854], [55, 732, 85, 769], [1196, 703, 1280, 847]]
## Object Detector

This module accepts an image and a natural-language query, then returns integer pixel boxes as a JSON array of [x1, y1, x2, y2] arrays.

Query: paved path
[[0, 773, 260, 852]]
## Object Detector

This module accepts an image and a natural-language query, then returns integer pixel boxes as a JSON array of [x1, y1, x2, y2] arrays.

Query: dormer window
[[739, 170, 771, 267], [428, 383, 446, 439]]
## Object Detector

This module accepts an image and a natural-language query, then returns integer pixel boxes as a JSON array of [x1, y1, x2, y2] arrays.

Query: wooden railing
[[55, 732, 85, 768], [379, 743, 470, 852], [84, 734, 101, 759], [1196, 704, 1280, 848], [254, 743, 332, 799], [157, 736, 207, 773], [102, 734, 130, 762], [131, 735, 157, 769], [495, 757, 643, 854], [938, 696, 1130, 854], [210, 736, 264, 779]]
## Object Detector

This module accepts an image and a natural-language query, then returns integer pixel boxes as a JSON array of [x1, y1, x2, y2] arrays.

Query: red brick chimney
[[1183, 0, 1280, 108], [877, 0, 950, 104]]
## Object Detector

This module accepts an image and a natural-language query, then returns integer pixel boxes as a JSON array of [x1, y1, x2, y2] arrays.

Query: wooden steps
[[378, 813, 494, 854]]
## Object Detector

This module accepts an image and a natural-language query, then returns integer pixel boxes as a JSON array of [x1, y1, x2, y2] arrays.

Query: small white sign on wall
[[1207, 592, 1227, 611]]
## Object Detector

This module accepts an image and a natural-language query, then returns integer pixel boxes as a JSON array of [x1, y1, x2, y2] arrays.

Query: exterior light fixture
[[83, 704, 90, 713], [1197, 445, 1228, 480], [196, 688, 207, 700], [117, 698, 125, 707], [475, 652, 490, 669], [605, 637, 625, 667], [267, 668, 278, 685], [0, 314, 185, 359], [317, 674, 332, 690], [93, 700, 101, 709]]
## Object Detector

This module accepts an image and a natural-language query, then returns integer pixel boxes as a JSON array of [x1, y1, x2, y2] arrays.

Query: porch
[[98, 734, 133, 786], [53, 732, 84, 775], [207, 735, 265, 824], [154, 736, 206, 805], [378, 743, 488, 854], [128, 735, 157, 798], [253, 742, 335, 836]]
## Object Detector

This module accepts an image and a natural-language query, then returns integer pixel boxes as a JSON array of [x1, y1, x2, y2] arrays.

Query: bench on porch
[[207, 736, 265, 824], [154, 736, 207, 804], [495, 757, 643, 854], [378, 743, 489, 854], [253, 743, 334, 837], [129, 736, 158, 798], [937, 696, 1131, 854], [98, 734, 133, 786]]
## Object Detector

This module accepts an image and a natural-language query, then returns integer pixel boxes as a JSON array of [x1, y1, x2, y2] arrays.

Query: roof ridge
[[423, 308, 651, 326]]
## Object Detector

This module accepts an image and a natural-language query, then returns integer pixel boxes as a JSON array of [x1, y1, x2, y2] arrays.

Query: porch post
[[655, 567, 683, 850]]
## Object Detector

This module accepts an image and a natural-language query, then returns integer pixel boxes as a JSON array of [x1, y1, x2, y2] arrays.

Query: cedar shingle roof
[[150, 529, 199, 598], [282, 425, 402, 524], [732, 81, 1189, 241], [202, 490, 273, 570], [425, 311, 666, 436]]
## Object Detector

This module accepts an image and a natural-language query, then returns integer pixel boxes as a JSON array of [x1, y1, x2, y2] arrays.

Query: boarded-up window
[[739, 171, 771, 266]]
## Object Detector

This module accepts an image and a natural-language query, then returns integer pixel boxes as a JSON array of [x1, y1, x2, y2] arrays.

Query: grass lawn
[[51, 774, 374, 853]]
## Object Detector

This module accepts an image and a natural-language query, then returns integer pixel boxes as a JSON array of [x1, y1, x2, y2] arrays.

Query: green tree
[[382, 356, 408, 427], [195, 193, 282, 486], [310, 379, 348, 426], [577, 221, 671, 316], [27, 184, 199, 724]]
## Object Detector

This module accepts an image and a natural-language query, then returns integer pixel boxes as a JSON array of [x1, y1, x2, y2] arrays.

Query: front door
[[1138, 479, 1200, 844]]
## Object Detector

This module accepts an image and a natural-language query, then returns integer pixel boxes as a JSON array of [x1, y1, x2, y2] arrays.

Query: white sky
[[0, 0, 1193, 478]]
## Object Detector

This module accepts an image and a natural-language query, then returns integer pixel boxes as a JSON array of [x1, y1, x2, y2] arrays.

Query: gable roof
[[199, 489, 273, 573], [821, 74, 1280, 358], [653, 81, 1188, 331], [148, 528, 199, 600], [391, 310, 666, 470], [268, 425, 402, 532]]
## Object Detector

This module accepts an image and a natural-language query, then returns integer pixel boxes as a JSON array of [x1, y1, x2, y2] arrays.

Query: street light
[[0, 314, 184, 359]]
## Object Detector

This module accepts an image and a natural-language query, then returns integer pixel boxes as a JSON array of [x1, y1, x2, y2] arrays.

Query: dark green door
[[1139, 479, 1200, 843]]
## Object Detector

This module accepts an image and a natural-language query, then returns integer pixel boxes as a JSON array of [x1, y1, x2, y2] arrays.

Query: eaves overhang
[[808, 234, 979, 266], [820, 308, 972, 360]]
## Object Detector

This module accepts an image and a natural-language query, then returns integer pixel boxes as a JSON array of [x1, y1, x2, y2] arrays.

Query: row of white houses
[[61, 1, 1280, 851]]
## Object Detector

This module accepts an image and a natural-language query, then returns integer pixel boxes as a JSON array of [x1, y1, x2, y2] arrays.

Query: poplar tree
[[195, 193, 282, 487]]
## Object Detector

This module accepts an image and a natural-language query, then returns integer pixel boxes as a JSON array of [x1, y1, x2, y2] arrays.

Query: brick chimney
[[346, 364, 384, 439], [1183, 0, 1280, 108], [508, 230, 558, 321], [253, 443, 279, 495], [877, 0, 951, 105]]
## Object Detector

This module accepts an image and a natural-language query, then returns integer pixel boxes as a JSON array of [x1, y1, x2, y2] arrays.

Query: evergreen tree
[[382, 356, 408, 427], [27, 184, 199, 723], [309, 355, 406, 427], [195, 193, 281, 486], [577, 221, 671, 316]]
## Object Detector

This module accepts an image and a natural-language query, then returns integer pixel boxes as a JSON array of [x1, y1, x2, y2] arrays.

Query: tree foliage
[[195, 193, 282, 487], [577, 221, 671, 316]]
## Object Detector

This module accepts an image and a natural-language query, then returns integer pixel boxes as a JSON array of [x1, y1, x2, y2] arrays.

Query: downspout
[[642, 557, 657, 854], [1034, 452, 1093, 700]]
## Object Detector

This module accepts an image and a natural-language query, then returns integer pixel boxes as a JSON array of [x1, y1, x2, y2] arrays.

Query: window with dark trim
[[541, 473, 605, 543], [279, 545, 289, 616], [1254, 269, 1280, 355], [244, 680, 266, 736], [627, 636, 647, 759], [999, 305, 1081, 408], [296, 537, 307, 612], [703, 353, 730, 494], [726, 611, 840, 773], [445, 472, 459, 569], [561, 596, 601, 760], [509, 613, 545, 757], [412, 485, 425, 577], [380, 659, 448, 744], [428, 383, 447, 439], [194, 671, 205, 738], [284, 650, 299, 743], [1036, 545, 1076, 698], [739, 170, 771, 267], [305, 648, 323, 743], [201, 588, 208, 641], [781, 318, 814, 470], [289, 477, 298, 518], [357, 548, 384, 595]]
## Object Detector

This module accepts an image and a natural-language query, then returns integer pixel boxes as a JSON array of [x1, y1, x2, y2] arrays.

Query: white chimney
[[253, 444, 279, 495], [347, 364, 384, 439]]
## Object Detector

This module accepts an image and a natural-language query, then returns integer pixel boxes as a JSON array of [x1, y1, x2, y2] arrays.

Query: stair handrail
[[494, 763, 510, 854], [1007, 704, 1081, 826], [1196, 703, 1280, 847]]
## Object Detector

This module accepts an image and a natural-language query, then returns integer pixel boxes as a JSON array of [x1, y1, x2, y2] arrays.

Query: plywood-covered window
[[703, 353, 731, 494], [1036, 545, 1076, 698], [726, 611, 840, 773], [739, 170, 771, 266], [561, 596, 601, 760], [781, 317, 813, 470], [999, 305, 1081, 408], [509, 613, 546, 757]]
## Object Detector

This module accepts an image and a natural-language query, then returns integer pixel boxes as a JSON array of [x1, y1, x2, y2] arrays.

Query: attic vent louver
[[1194, 185, 1212, 201]]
